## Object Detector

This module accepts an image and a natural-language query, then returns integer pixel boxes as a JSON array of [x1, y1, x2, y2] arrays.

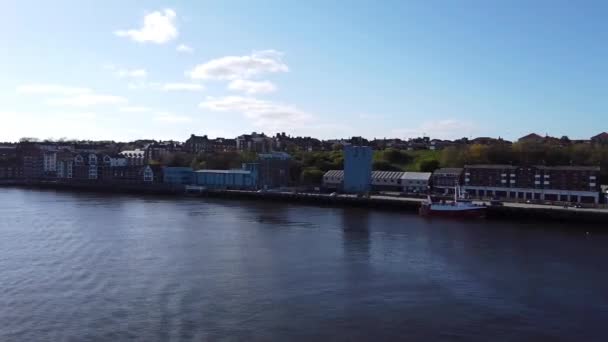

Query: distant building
[[16, 142, 43, 180], [0, 145, 17, 180], [323, 170, 431, 193], [194, 168, 258, 190], [322, 170, 344, 190], [371, 171, 405, 191], [257, 152, 291, 189], [432, 168, 464, 194], [401, 172, 432, 193], [518, 133, 544, 143], [163, 167, 194, 185], [211, 138, 237, 152], [184, 134, 211, 154], [144, 141, 181, 162], [591, 132, 608, 144], [463, 164, 601, 204], [343, 145, 373, 193], [120, 150, 145, 166], [236, 132, 272, 153]]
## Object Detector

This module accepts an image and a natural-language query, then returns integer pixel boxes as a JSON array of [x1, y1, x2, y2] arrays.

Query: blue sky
[[1, 0, 607, 142]]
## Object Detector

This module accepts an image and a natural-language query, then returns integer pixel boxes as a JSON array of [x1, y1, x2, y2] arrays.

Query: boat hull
[[419, 206, 486, 219]]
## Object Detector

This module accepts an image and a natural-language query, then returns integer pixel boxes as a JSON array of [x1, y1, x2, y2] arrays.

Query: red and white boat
[[419, 185, 486, 219]]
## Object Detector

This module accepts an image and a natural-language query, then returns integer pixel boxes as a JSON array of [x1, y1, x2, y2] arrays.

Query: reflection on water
[[341, 207, 371, 260], [0, 188, 607, 341]]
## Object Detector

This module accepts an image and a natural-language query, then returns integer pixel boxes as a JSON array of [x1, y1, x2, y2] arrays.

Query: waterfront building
[[43, 151, 57, 175], [463, 164, 601, 204], [194, 168, 258, 190], [371, 171, 406, 191], [257, 152, 291, 189], [432, 168, 464, 194], [163, 167, 194, 185], [343, 145, 372, 193], [401, 172, 432, 194], [16, 142, 43, 180], [322, 170, 344, 190], [323, 169, 429, 193]]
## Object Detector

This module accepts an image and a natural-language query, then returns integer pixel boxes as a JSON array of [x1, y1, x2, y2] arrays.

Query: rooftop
[[464, 164, 518, 169], [401, 172, 432, 180], [195, 169, 251, 174], [433, 168, 463, 175]]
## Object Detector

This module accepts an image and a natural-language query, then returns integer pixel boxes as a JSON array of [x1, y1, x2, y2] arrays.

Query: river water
[[0, 188, 607, 341]]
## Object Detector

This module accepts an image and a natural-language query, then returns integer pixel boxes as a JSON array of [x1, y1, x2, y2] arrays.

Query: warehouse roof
[[372, 171, 405, 180], [534, 165, 600, 171], [464, 164, 518, 169], [401, 172, 431, 180], [195, 169, 251, 174], [433, 168, 463, 176]]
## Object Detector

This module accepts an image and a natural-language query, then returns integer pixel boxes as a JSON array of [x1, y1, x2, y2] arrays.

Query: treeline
[[439, 142, 608, 168]]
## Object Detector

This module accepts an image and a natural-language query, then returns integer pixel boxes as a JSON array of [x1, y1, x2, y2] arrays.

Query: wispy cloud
[[162, 83, 204, 92], [17, 83, 127, 107], [228, 79, 276, 94], [153, 112, 192, 123], [16, 84, 92, 96], [176, 44, 193, 53], [119, 106, 151, 113], [115, 9, 178, 44], [188, 50, 288, 80], [116, 68, 147, 78], [47, 94, 127, 107], [200, 96, 312, 131], [105, 65, 147, 78]]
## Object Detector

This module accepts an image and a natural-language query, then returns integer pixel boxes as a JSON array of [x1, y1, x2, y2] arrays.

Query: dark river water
[[1, 188, 607, 341]]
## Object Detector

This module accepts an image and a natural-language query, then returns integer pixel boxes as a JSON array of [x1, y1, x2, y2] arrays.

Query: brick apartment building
[[432, 168, 464, 194], [463, 164, 601, 204]]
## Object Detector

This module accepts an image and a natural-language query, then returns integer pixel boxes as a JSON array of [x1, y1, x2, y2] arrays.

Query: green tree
[[419, 159, 440, 172], [300, 167, 324, 185]]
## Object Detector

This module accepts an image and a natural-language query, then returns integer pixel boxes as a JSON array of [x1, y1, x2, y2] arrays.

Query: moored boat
[[419, 185, 486, 218]]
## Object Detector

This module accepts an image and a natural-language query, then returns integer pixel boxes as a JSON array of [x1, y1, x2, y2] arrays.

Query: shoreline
[[2, 181, 608, 225]]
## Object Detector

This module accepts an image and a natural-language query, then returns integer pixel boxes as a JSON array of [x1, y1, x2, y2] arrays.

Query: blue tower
[[343, 145, 372, 193]]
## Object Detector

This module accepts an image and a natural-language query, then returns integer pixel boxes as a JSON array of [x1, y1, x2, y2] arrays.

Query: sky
[[1, 0, 607, 142]]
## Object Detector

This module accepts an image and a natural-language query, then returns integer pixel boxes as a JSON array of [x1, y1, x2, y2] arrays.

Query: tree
[[373, 160, 401, 171], [419, 159, 440, 172], [300, 167, 324, 185]]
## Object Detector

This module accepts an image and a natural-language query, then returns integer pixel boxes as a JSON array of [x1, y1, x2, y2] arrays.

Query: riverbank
[[2, 181, 608, 224]]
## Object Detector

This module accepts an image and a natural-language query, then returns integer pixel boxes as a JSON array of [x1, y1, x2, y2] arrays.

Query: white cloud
[[127, 81, 161, 90], [392, 119, 477, 140], [177, 44, 193, 53], [119, 106, 151, 112], [63, 112, 97, 120], [154, 112, 192, 123], [47, 94, 127, 107], [16, 84, 92, 96], [162, 83, 205, 91], [200, 96, 312, 130], [115, 9, 178, 44], [117, 68, 147, 78], [228, 79, 277, 94], [188, 50, 288, 80]]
